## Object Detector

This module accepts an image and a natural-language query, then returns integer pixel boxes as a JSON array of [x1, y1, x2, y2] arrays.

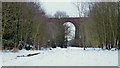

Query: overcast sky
[[41, 2, 79, 17], [38, 0, 118, 17]]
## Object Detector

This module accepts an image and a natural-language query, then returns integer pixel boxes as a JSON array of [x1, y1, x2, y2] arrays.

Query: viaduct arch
[[47, 17, 85, 40]]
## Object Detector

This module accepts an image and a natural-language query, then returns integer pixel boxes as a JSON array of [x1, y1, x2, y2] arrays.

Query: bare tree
[[73, 2, 90, 17], [73, 2, 81, 17], [54, 11, 69, 18]]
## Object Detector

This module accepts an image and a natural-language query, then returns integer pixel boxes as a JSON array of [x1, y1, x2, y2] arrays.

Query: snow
[[1, 47, 118, 66], [0, 51, 2, 68]]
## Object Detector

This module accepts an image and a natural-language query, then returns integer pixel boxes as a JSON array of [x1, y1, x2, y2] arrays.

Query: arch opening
[[63, 22, 76, 41]]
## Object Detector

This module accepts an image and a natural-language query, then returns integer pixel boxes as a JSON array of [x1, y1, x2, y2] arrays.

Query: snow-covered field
[[1, 47, 118, 66]]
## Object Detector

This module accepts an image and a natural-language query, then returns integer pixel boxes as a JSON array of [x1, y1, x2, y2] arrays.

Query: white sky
[[38, 0, 118, 17], [41, 2, 79, 17]]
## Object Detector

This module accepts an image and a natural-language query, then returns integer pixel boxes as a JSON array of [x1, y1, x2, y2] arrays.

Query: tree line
[[2, 2, 69, 51], [78, 2, 120, 50]]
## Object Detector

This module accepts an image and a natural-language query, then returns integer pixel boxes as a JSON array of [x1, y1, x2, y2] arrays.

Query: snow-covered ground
[[1, 47, 118, 66], [0, 51, 2, 68]]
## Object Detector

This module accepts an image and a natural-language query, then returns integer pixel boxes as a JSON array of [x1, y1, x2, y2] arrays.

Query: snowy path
[[1, 47, 118, 66]]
